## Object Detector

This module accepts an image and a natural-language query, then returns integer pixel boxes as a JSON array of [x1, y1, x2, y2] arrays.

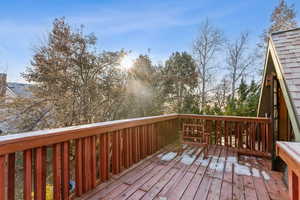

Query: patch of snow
[[218, 156, 226, 162], [160, 152, 177, 161], [209, 159, 218, 170], [201, 158, 210, 166], [181, 154, 196, 165], [215, 161, 225, 172], [234, 163, 251, 176], [227, 156, 237, 163], [225, 162, 232, 172], [195, 158, 202, 165], [252, 168, 260, 177], [159, 197, 167, 200], [261, 171, 270, 180]]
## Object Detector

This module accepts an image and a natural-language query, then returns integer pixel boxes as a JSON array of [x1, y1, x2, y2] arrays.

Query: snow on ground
[[181, 154, 197, 165], [160, 152, 177, 161], [233, 163, 251, 176], [227, 156, 237, 163], [261, 170, 270, 180], [159, 149, 271, 180], [252, 168, 260, 177]]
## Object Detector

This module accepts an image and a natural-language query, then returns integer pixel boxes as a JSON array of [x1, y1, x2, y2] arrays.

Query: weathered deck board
[[77, 144, 288, 200]]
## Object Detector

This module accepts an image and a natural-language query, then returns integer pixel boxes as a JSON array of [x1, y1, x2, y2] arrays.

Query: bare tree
[[193, 19, 224, 112], [264, 0, 298, 43], [256, 0, 298, 69], [226, 32, 254, 100], [214, 78, 230, 110]]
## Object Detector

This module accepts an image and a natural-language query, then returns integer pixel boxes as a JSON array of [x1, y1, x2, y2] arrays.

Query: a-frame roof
[[258, 28, 300, 141]]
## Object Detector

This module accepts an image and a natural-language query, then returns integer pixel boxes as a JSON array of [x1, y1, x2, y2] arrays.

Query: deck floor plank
[[76, 144, 288, 200], [207, 147, 224, 200], [181, 152, 211, 199]]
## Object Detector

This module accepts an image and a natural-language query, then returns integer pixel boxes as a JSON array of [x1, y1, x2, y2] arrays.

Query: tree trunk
[[201, 69, 206, 112], [231, 67, 237, 100]]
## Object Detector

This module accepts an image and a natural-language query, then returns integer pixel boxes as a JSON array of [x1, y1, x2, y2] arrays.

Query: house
[[0, 73, 32, 99], [258, 28, 300, 142], [0, 73, 32, 134]]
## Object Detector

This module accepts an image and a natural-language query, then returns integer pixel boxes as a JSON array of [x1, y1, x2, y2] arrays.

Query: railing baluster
[[75, 139, 83, 196], [119, 130, 124, 171], [140, 126, 145, 159], [82, 137, 91, 192], [132, 128, 138, 163], [0, 155, 5, 200], [136, 127, 141, 161], [35, 147, 46, 200], [261, 123, 266, 152], [53, 143, 62, 200], [123, 129, 130, 169], [128, 128, 133, 166], [100, 133, 109, 181], [62, 141, 70, 198], [90, 136, 96, 188], [149, 124, 153, 154], [24, 149, 32, 200], [112, 131, 120, 174], [8, 153, 15, 200]]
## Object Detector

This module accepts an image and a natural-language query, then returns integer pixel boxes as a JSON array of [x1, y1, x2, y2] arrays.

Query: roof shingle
[[272, 28, 300, 124]]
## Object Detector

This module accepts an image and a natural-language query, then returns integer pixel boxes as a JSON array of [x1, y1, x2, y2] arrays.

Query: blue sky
[[0, 0, 299, 82]]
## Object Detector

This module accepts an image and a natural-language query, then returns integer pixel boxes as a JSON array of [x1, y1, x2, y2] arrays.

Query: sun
[[120, 55, 134, 70]]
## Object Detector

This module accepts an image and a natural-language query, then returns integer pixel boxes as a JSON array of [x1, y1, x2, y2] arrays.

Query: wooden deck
[[78, 144, 288, 200]]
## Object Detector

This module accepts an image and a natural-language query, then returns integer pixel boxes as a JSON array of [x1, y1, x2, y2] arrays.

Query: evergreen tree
[[122, 55, 164, 117], [163, 52, 198, 113]]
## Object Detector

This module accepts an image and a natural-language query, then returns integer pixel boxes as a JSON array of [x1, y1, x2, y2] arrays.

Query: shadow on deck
[[78, 144, 288, 200]]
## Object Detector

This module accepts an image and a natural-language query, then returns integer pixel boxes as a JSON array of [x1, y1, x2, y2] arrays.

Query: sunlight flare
[[120, 55, 134, 70]]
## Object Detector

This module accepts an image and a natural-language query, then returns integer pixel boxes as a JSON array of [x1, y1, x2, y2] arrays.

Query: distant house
[[0, 73, 32, 99], [0, 73, 32, 134], [258, 28, 300, 142]]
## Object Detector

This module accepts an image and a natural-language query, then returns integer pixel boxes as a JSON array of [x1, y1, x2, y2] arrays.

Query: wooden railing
[[0, 114, 178, 200], [179, 114, 272, 157], [0, 114, 272, 200], [276, 142, 300, 200]]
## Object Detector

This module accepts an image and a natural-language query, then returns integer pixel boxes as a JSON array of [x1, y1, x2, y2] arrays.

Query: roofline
[[258, 37, 300, 141], [257, 40, 271, 118], [271, 27, 300, 35], [5, 86, 17, 97]]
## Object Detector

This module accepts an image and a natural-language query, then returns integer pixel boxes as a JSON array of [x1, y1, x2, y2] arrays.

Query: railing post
[[0, 155, 5, 200], [8, 153, 15, 200]]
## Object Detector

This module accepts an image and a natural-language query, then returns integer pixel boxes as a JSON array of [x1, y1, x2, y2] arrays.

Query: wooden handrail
[[178, 114, 272, 122], [0, 113, 272, 200], [0, 114, 178, 155], [276, 142, 300, 200]]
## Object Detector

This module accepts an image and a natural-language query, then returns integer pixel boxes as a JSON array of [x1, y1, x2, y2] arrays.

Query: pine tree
[[163, 52, 198, 113], [122, 55, 164, 117]]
